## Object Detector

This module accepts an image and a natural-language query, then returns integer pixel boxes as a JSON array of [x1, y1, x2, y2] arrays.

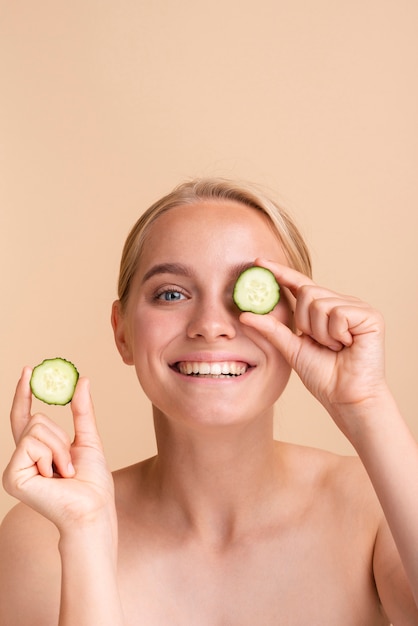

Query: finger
[[6, 435, 58, 483], [327, 306, 356, 348], [253, 258, 315, 318], [308, 300, 347, 351], [254, 258, 315, 299], [296, 289, 370, 349], [71, 378, 103, 450], [293, 285, 325, 339], [25, 420, 75, 477], [329, 304, 384, 343], [19, 411, 74, 447], [296, 292, 352, 351], [3, 442, 54, 499], [10, 367, 33, 444], [240, 311, 302, 369]]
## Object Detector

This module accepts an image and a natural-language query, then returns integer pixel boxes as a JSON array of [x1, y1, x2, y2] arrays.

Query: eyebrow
[[141, 261, 255, 284], [141, 263, 193, 284]]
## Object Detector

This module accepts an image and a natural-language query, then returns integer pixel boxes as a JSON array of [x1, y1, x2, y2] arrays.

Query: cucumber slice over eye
[[233, 267, 280, 314], [30, 358, 79, 405]]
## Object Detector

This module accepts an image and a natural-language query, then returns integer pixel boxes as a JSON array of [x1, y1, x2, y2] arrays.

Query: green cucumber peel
[[30, 357, 79, 405]]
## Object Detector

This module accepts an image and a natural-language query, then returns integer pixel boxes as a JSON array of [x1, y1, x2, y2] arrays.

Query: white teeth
[[199, 362, 210, 375], [177, 361, 248, 377]]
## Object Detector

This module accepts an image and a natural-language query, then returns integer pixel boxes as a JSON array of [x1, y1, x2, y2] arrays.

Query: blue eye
[[156, 289, 186, 302]]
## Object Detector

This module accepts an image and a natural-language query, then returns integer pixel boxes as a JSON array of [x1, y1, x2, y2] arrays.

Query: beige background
[[1, 1, 417, 521]]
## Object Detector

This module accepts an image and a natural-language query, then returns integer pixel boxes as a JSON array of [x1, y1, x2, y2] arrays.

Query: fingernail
[[68, 462, 75, 475]]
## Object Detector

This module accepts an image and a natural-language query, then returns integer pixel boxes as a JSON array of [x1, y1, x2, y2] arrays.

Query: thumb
[[240, 312, 302, 369], [71, 377, 103, 450]]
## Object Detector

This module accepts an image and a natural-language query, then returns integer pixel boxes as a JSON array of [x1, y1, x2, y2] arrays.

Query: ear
[[111, 300, 134, 365]]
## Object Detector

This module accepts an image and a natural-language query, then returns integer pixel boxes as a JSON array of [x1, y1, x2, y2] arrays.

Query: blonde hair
[[117, 177, 312, 309]]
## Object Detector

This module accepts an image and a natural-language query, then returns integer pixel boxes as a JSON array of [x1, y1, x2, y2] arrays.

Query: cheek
[[129, 309, 179, 374], [242, 310, 293, 401], [130, 312, 159, 357], [129, 318, 161, 401]]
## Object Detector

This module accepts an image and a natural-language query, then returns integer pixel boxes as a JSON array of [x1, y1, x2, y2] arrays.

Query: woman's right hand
[[2, 367, 116, 532]]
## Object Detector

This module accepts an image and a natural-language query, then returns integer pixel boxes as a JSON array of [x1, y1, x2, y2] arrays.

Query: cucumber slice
[[233, 267, 280, 314], [30, 358, 79, 405]]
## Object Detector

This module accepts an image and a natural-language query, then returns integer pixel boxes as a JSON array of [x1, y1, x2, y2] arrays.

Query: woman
[[1, 178, 418, 625]]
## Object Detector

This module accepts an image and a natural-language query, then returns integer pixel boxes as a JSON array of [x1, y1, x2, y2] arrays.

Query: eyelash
[[153, 286, 189, 303]]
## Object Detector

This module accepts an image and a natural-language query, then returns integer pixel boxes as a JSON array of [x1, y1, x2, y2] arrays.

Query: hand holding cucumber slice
[[233, 266, 280, 314], [30, 358, 79, 405]]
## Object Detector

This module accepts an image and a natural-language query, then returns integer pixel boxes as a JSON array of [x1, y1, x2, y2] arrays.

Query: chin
[[152, 399, 275, 434]]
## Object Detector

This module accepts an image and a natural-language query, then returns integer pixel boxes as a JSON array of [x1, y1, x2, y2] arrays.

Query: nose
[[186, 299, 237, 342]]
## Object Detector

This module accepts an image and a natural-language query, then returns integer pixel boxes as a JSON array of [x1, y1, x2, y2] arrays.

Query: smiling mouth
[[173, 361, 249, 378]]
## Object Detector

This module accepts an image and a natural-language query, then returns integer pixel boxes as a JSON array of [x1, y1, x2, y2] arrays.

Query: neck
[[149, 407, 286, 546]]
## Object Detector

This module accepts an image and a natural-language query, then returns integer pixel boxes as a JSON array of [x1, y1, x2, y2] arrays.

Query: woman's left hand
[[240, 259, 387, 434]]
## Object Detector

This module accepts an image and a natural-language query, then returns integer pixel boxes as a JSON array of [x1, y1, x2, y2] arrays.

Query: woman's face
[[114, 200, 293, 429]]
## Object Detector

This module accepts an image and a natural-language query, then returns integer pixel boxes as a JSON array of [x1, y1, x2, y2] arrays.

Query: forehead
[[139, 200, 287, 269]]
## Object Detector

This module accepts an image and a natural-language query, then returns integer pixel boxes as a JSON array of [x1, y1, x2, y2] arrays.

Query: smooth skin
[[1, 200, 418, 625]]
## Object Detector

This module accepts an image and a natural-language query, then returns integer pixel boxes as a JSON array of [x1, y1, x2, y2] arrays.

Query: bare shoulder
[[0, 500, 60, 551], [280, 441, 374, 489], [0, 461, 154, 626], [306, 445, 418, 623], [0, 503, 61, 626], [112, 457, 157, 510], [279, 442, 384, 524]]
